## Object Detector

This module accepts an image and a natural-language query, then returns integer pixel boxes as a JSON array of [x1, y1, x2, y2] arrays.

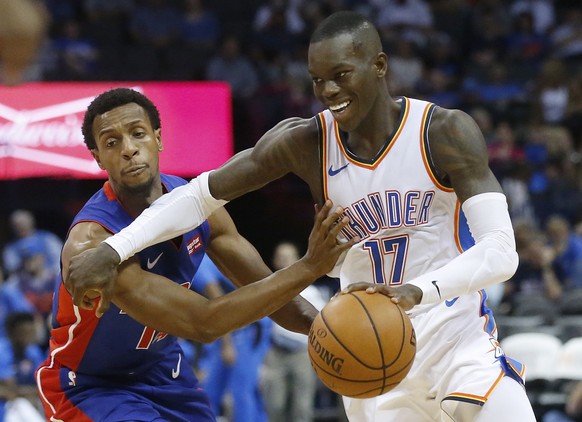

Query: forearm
[[207, 226, 318, 334], [408, 192, 518, 304], [270, 296, 319, 335], [113, 260, 319, 343], [104, 172, 227, 262]]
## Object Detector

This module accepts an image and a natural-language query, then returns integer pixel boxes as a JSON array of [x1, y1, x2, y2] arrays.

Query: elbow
[[506, 249, 519, 279], [195, 328, 221, 344], [180, 330, 218, 344], [487, 230, 519, 283], [495, 246, 519, 284], [185, 317, 225, 343]]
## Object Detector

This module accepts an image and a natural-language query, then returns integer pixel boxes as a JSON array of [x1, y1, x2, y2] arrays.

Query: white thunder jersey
[[318, 97, 526, 420], [320, 97, 466, 316]]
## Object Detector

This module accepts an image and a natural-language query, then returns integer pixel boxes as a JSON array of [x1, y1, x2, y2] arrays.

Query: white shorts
[[343, 291, 525, 422]]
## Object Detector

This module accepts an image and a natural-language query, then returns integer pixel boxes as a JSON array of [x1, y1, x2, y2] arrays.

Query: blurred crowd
[[2, 0, 582, 421]]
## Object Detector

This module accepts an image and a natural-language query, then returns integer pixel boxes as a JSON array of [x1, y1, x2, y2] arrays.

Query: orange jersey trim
[[453, 201, 463, 253], [334, 97, 410, 170], [319, 112, 330, 200], [420, 103, 454, 193], [446, 371, 504, 405]]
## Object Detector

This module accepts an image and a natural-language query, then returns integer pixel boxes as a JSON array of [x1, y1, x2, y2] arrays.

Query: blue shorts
[[37, 348, 215, 422]]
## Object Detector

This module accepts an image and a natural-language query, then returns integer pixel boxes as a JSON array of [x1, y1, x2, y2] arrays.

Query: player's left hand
[[65, 242, 120, 317], [340, 282, 423, 311]]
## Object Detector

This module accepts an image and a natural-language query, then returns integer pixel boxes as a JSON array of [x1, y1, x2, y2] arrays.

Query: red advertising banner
[[0, 82, 233, 179]]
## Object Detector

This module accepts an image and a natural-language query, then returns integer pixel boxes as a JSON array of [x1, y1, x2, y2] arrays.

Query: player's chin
[[122, 174, 156, 193]]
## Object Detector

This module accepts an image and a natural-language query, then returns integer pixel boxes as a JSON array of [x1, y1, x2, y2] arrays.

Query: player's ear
[[375, 52, 387, 78], [90, 149, 105, 170], [155, 129, 163, 151]]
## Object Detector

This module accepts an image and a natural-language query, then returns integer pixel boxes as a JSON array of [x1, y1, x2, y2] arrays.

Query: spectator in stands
[[505, 11, 550, 78], [253, 0, 305, 37], [466, 0, 510, 69], [129, 0, 181, 49], [543, 380, 582, 422], [470, 106, 496, 145], [463, 63, 527, 117], [549, 6, 582, 64], [82, 0, 134, 46], [545, 215, 582, 291], [371, 0, 434, 48], [417, 67, 461, 110], [504, 228, 563, 317], [207, 35, 259, 99], [47, 19, 99, 81], [207, 34, 260, 149], [532, 59, 570, 125], [252, 1, 298, 61], [6, 243, 56, 320], [525, 126, 582, 225], [262, 241, 328, 422], [3, 210, 62, 278], [386, 36, 424, 96], [487, 121, 526, 180], [180, 0, 221, 54], [127, 0, 182, 79], [509, 0, 555, 35], [193, 255, 271, 422], [0, 267, 35, 340], [429, 0, 472, 45], [0, 312, 46, 421]]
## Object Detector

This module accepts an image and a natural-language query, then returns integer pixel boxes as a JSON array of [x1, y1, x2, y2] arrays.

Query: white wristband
[[104, 171, 228, 262]]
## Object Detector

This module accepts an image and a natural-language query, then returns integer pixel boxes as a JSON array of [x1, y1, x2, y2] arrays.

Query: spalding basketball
[[308, 290, 416, 398]]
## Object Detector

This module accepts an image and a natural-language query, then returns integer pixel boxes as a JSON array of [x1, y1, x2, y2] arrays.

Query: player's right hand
[[65, 243, 120, 317], [340, 282, 423, 311], [301, 200, 357, 277]]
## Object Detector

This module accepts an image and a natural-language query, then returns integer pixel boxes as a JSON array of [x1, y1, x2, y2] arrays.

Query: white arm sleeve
[[407, 192, 518, 305], [103, 171, 228, 262]]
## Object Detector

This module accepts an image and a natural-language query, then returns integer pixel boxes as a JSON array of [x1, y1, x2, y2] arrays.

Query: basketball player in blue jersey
[[65, 12, 537, 422], [35, 88, 354, 422]]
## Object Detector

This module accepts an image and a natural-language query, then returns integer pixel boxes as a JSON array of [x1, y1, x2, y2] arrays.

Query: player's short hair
[[310, 11, 374, 44], [82, 88, 161, 150]]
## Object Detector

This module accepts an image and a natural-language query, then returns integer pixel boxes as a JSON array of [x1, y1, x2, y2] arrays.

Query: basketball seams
[[319, 297, 381, 370], [348, 292, 389, 394], [308, 290, 416, 398]]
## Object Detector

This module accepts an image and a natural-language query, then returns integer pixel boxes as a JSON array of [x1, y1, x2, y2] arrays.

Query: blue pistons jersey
[[37, 174, 216, 422]]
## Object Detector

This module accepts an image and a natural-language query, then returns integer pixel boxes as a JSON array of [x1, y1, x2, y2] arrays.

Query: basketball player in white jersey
[[66, 11, 536, 422]]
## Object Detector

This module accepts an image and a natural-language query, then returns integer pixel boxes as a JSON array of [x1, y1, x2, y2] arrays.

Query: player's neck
[[111, 178, 164, 218], [345, 97, 401, 159]]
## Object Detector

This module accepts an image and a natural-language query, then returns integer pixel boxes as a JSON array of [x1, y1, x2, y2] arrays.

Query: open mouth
[[329, 100, 351, 113]]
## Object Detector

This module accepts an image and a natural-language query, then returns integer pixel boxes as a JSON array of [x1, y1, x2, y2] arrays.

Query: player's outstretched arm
[[66, 117, 318, 316], [113, 201, 356, 342]]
